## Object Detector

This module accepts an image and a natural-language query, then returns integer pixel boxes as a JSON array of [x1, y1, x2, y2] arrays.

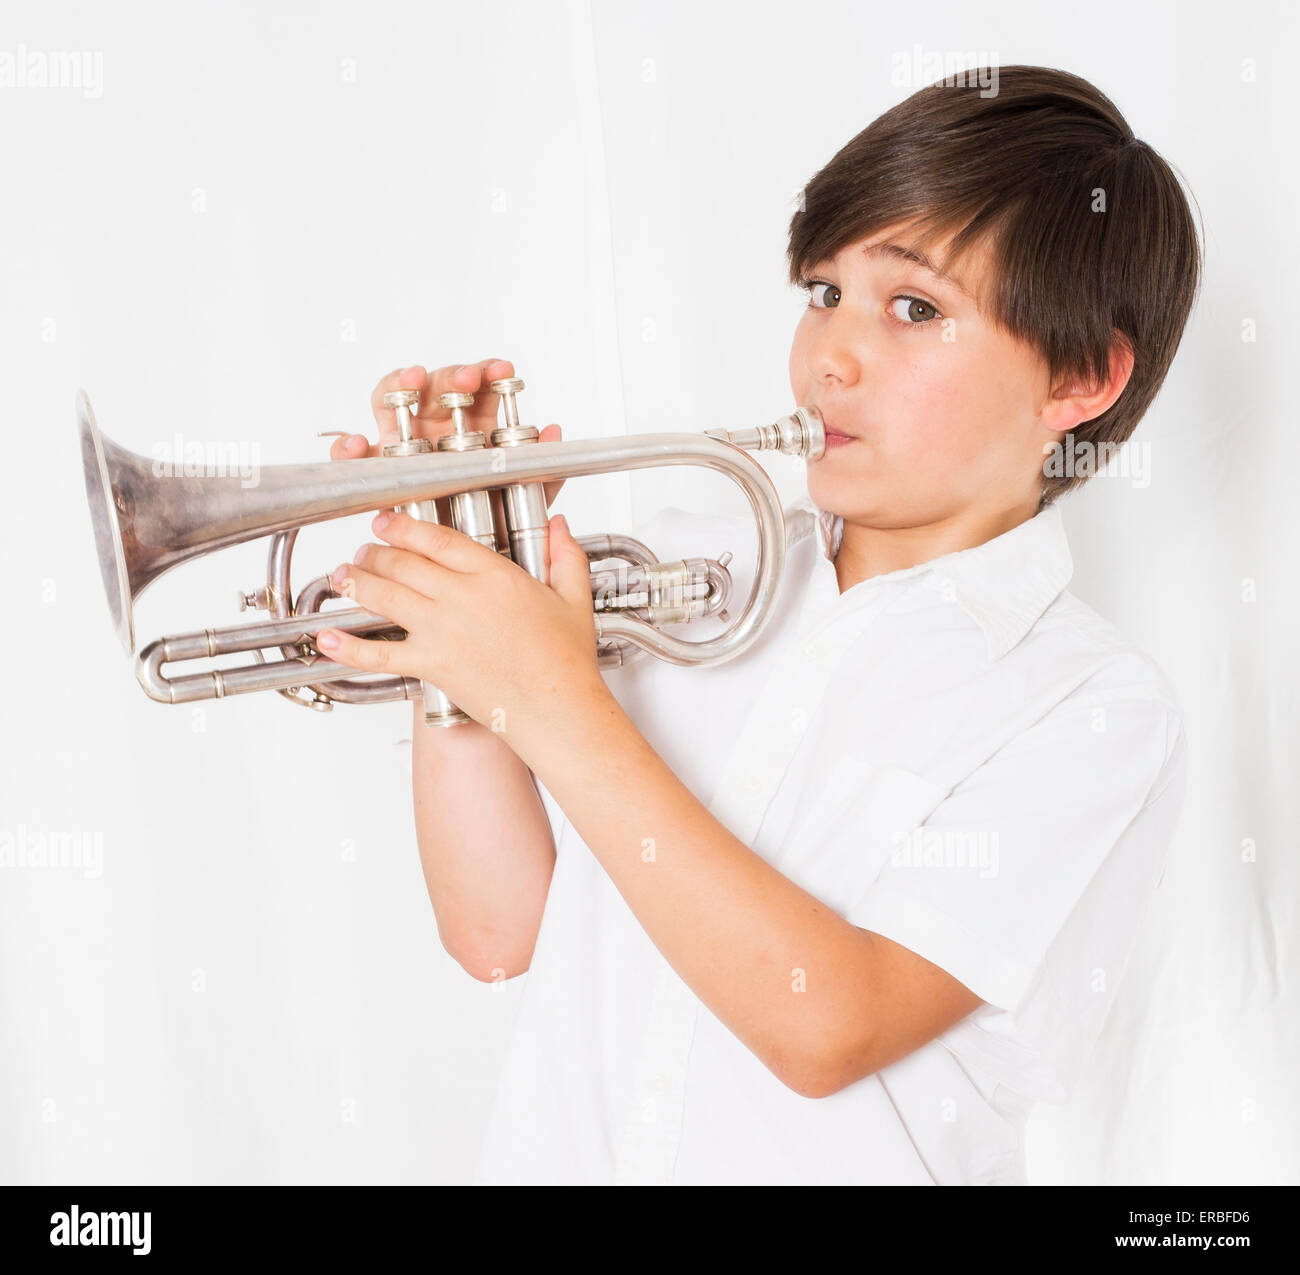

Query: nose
[[800, 310, 861, 388]]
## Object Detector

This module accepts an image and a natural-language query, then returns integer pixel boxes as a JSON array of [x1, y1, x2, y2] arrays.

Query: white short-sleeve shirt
[[472, 491, 1189, 1185]]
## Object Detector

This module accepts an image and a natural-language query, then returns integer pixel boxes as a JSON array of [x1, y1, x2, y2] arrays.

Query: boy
[[317, 64, 1201, 1184]]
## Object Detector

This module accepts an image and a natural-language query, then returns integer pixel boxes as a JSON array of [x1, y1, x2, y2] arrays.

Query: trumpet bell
[[79, 390, 141, 653]]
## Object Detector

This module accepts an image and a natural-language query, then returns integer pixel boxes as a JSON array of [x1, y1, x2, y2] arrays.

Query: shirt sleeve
[[845, 692, 1189, 1104]]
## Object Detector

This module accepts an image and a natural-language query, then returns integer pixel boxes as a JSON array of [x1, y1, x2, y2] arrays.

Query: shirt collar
[[788, 493, 1074, 662]]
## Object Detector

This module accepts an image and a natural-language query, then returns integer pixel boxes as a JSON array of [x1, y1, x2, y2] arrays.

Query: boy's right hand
[[329, 359, 567, 510]]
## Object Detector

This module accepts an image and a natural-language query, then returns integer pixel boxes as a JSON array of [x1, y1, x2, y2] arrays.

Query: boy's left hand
[[316, 509, 606, 737]]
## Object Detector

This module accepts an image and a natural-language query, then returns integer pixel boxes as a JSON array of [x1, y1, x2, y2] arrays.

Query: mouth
[[818, 418, 859, 449]]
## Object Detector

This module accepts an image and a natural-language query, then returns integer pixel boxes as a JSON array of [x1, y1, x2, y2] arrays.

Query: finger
[[352, 541, 453, 600], [330, 561, 430, 632], [315, 626, 414, 676], [546, 513, 596, 611], [371, 510, 503, 575], [370, 365, 430, 439], [419, 358, 516, 437], [329, 432, 374, 461], [538, 423, 565, 508]]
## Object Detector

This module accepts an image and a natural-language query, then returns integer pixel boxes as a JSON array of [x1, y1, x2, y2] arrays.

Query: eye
[[801, 279, 841, 309], [889, 295, 941, 325]]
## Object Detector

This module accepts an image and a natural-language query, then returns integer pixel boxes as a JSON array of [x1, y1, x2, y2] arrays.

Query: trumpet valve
[[382, 388, 421, 442], [489, 376, 526, 430], [437, 391, 476, 440], [431, 390, 498, 554], [489, 374, 537, 447]]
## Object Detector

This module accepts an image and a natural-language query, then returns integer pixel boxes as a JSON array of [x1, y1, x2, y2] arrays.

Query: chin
[[806, 461, 869, 517], [806, 462, 924, 529]]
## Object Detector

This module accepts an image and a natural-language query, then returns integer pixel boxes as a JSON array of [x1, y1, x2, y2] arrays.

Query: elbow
[[776, 1060, 856, 1100], [441, 933, 531, 984], [433, 909, 534, 982], [462, 959, 529, 984], [780, 1071, 839, 1101], [770, 1025, 876, 1100]]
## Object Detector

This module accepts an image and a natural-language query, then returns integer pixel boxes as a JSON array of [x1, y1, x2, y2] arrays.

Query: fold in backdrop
[[0, 0, 1295, 1184]]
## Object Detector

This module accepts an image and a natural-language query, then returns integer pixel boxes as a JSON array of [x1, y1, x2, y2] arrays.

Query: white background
[[0, 0, 1295, 1184]]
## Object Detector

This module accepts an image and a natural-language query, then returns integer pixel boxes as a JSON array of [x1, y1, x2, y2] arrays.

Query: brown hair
[[787, 65, 1203, 505]]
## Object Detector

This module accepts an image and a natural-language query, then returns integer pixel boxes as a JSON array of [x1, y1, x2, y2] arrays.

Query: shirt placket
[[611, 581, 890, 1184]]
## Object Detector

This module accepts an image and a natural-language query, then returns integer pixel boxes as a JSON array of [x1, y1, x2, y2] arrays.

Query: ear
[[1041, 331, 1135, 435]]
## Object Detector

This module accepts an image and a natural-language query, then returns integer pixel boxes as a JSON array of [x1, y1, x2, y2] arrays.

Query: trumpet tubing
[[77, 377, 824, 725]]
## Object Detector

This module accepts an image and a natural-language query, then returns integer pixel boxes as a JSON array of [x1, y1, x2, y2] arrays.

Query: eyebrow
[[861, 242, 973, 298]]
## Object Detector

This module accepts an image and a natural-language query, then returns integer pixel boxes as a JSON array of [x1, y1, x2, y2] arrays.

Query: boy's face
[[789, 222, 1058, 529]]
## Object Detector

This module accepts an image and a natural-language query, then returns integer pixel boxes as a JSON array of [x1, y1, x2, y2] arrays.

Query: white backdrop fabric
[[0, 0, 1295, 1185]]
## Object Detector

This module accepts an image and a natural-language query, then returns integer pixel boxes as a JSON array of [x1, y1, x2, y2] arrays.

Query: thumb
[[547, 514, 591, 609]]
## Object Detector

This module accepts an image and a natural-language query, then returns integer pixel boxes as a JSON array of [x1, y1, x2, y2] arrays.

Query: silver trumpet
[[78, 377, 824, 727]]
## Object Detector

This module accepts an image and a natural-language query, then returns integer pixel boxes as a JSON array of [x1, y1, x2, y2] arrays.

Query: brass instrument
[[78, 377, 824, 726]]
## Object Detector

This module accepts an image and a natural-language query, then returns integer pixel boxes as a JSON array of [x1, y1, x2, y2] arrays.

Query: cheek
[[888, 343, 1018, 463], [788, 324, 810, 396], [868, 354, 969, 465]]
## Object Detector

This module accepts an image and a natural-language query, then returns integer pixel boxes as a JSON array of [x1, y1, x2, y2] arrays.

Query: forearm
[[412, 701, 556, 980], [507, 684, 877, 1096]]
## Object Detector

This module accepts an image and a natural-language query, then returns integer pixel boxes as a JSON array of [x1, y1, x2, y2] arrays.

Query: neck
[[832, 494, 1042, 593]]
